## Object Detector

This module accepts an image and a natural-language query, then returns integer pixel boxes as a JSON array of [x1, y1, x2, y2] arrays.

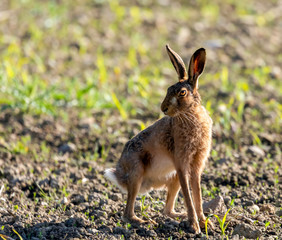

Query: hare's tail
[[104, 168, 127, 193]]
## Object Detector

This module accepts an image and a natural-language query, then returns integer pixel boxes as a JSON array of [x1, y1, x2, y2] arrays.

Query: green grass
[[0, 0, 280, 118]]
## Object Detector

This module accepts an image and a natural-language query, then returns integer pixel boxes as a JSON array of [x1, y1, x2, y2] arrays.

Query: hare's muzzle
[[162, 108, 168, 115], [161, 101, 168, 114]]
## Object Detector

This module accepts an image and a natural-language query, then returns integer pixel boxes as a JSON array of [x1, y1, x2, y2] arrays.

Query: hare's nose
[[163, 108, 168, 114]]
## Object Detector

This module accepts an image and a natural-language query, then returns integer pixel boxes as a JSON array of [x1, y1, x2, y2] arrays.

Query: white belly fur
[[139, 152, 176, 194]]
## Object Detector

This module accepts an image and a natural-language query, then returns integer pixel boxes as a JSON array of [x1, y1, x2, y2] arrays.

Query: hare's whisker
[[178, 113, 197, 127], [180, 112, 198, 127], [184, 112, 201, 127]]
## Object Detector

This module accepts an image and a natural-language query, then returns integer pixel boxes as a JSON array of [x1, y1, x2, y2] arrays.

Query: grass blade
[[205, 215, 213, 239], [222, 208, 232, 226], [12, 229, 23, 240], [111, 92, 128, 120], [0, 234, 7, 240]]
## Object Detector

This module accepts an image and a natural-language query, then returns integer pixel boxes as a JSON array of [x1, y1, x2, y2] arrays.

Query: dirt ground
[[0, 0, 282, 239], [0, 108, 281, 240]]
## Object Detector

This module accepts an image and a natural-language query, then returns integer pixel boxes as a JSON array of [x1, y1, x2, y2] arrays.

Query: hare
[[104, 45, 213, 233]]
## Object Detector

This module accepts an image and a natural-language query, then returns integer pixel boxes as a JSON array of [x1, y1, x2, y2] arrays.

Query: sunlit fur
[[104, 46, 213, 234]]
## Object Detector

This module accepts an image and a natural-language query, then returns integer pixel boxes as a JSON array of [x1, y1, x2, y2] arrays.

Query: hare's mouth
[[164, 109, 179, 117]]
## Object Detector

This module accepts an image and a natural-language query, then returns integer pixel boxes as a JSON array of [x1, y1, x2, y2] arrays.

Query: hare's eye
[[179, 90, 187, 96]]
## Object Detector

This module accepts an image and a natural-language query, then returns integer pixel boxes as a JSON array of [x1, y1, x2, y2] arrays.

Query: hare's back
[[122, 116, 172, 154]]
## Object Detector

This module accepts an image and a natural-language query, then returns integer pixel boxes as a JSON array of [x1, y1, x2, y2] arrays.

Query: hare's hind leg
[[122, 162, 145, 224], [163, 174, 186, 219]]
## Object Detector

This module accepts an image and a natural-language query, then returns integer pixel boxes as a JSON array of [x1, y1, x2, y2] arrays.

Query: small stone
[[70, 194, 85, 205], [203, 195, 227, 214], [244, 200, 254, 207], [0, 151, 12, 160], [65, 217, 86, 227], [81, 161, 89, 168], [214, 177, 223, 185], [61, 197, 68, 204], [38, 178, 49, 187], [233, 223, 261, 239], [163, 222, 175, 231], [248, 205, 260, 214], [96, 210, 107, 219], [65, 210, 74, 216], [248, 146, 265, 157], [82, 178, 88, 184], [147, 230, 157, 237], [231, 234, 240, 240], [87, 228, 99, 234], [260, 204, 275, 214], [111, 193, 121, 201], [231, 191, 239, 199], [220, 186, 230, 195], [113, 227, 129, 235], [135, 202, 141, 212], [247, 173, 255, 184], [50, 177, 59, 188], [224, 196, 231, 206], [58, 143, 76, 154], [276, 210, 282, 217]]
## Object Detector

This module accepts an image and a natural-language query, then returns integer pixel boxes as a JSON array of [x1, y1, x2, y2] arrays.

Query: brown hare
[[105, 45, 213, 233]]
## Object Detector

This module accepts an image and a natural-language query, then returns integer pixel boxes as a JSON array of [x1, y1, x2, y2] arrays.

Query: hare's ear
[[188, 48, 206, 92], [166, 44, 188, 82]]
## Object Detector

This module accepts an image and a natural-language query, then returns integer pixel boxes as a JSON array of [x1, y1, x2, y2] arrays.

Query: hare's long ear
[[188, 48, 206, 92], [166, 44, 188, 82]]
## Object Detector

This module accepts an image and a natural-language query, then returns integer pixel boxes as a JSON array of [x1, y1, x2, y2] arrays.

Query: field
[[0, 0, 281, 239]]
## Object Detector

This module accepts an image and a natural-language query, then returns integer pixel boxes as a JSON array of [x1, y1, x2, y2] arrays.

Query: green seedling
[[111, 92, 128, 120], [230, 198, 235, 207], [0, 234, 7, 240], [12, 228, 23, 240], [249, 130, 262, 146], [140, 195, 149, 218], [205, 208, 232, 239]]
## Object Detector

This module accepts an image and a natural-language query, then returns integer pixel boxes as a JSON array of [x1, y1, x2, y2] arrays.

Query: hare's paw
[[199, 217, 214, 230], [186, 219, 201, 234], [147, 218, 157, 225], [122, 215, 145, 224], [122, 215, 157, 226], [164, 211, 187, 220]]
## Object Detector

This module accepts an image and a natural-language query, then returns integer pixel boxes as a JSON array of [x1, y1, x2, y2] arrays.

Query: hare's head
[[161, 45, 206, 117]]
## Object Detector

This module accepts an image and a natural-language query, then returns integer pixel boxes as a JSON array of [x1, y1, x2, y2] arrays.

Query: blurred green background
[[0, 0, 281, 147]]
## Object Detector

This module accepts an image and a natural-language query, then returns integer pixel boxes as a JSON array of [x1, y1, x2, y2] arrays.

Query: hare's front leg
[[176, 165, 200, 233], [190, 158, 214, 230], [163, 174, 187, 219]]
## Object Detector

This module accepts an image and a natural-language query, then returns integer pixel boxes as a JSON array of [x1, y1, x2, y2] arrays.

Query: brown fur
[[104, 45, 213, 233]]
